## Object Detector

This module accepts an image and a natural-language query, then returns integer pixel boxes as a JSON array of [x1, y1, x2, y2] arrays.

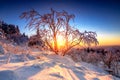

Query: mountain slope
[[0, 52, 116, 80]]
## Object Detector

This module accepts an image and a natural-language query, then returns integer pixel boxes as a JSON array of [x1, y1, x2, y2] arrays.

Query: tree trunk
[[53, 33, 58, 54], [65, 22, 69, 51]]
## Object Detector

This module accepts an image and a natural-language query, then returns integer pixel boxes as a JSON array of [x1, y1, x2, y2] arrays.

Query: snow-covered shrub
[[68, 48, 100, 65], [112, 52, 120, 77], [68, 47, 120, 77], [86, 52, 100, 64], [0, 41, 33, 63], [28, 30, 45, 50], [100, 49, 120, 77]]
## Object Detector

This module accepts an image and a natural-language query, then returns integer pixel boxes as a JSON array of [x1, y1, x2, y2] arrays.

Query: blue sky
[[0, 0, 120, 45]]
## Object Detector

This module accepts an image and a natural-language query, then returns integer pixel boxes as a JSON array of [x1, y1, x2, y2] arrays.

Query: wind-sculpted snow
[[0, 52, 117, 80], [0, 41, 33, 63]]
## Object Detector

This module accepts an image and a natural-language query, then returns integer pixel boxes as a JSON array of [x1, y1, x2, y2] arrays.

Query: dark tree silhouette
[[0, 20, 28, 45]]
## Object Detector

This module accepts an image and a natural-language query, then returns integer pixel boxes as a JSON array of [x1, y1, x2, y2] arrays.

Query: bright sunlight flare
[[57, 35, 65, 49]]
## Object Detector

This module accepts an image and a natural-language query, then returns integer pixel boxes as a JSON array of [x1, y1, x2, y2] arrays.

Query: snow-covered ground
[[0, 51, 118, 80]]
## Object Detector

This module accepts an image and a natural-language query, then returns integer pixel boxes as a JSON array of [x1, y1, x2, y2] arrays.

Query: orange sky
[[97, 34, 120, 46]]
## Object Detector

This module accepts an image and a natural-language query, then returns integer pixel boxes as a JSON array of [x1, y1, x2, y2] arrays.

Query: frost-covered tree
[[20, 9, 98, 55], [28, 29, 45, 48]]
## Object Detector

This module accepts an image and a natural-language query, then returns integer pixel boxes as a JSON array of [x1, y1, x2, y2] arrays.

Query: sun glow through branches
[[57, 35, 65, 49]]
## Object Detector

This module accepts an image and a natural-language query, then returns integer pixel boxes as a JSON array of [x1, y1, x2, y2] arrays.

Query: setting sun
[[57, 35, 65, 49]]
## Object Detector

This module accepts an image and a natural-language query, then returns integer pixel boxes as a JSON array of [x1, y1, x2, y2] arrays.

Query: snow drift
[[0, 52, 116, 80]]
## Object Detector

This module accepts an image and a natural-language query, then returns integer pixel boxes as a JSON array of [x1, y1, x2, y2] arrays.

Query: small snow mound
[[0, 70, 19, 80]]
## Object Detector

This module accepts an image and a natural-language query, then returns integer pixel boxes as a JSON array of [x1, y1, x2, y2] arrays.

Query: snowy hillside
[[0, 51, 117, 80]]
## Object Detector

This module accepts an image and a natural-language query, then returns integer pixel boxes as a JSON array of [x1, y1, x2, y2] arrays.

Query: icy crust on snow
[[0, 53, 116, 80]]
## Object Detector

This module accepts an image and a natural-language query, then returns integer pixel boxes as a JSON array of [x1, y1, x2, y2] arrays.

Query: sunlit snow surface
[[0, 50, 118, 80]]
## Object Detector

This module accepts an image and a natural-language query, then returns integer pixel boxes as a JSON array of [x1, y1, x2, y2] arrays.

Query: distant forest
[[0, 20, 28, 45], [0, 20, 44, 47]]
